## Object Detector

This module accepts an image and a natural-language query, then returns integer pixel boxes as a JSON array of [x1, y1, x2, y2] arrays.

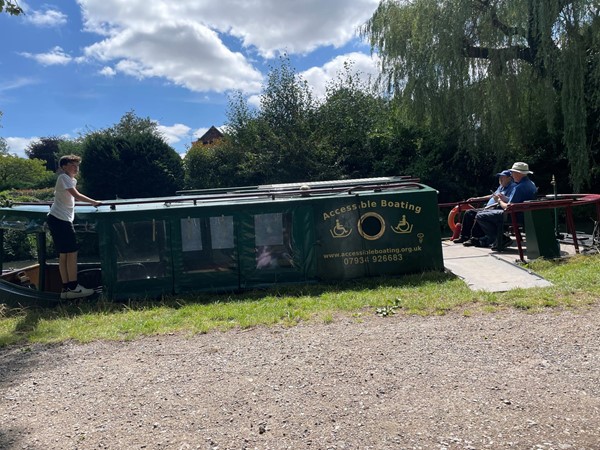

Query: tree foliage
[[0, 0, 23, 15], [25, 137, 63, 171], [81, 111, 184, 199], [314, 62, 388, 179], [257, 57, 321, 182], [57, 138, 84, 158], [185, 57, 326, 188], [0, 155, 53, 190], [184, 138, 248, 189], [361, 0, 600, 192], [183, 57, 470, 198], [0, 137, 7, 155]]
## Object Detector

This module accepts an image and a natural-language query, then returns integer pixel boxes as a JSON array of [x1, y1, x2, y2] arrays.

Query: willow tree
[[0, 0, 23, 15], [362, 0, 600, 191]]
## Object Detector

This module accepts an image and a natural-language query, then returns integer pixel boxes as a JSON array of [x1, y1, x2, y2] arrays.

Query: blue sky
[[1, 0, 381, 158]]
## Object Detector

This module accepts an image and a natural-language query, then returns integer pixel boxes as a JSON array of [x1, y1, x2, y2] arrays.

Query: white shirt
[[49, 173, 76, 222]]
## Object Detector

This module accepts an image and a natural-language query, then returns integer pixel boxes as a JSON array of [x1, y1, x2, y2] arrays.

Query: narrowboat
[[0, 177, 444, 304]]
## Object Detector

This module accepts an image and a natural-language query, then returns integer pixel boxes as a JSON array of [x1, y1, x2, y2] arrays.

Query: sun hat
[[496, 170, 512, 177], [509, 162, 533, 175]]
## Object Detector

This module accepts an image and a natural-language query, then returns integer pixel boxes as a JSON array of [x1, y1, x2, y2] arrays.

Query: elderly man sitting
[[454, 170, 515, 244], [463, 162, 537, 250]]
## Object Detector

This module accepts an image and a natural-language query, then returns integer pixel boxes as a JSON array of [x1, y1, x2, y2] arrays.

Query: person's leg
[[59, 251, 79, 284], [48, 214, 93, 298], [59, 250, 93, 298], [459, 209, 477, 239], [470, 219, 485, 238], [58, 253, 69, 285], [48, 215, 73, 291], [474, 209, 504, 247]]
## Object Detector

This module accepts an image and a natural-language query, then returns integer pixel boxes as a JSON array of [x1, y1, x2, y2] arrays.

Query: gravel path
[[2, 305, 600, 449]]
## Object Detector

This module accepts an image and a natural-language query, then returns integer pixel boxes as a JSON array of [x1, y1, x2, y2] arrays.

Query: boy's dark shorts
[[47, 213, 79, 254]]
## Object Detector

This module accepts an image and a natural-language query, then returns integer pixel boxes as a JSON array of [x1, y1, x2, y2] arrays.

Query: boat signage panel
[[315, 190, 443, 279]]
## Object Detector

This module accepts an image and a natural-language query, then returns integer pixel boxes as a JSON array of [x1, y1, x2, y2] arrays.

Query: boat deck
[[442, 239, 582, 292]]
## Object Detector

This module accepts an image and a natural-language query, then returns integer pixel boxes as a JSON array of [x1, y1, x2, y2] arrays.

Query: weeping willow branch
[[362, 0, 598, 191], [474, 0, 528, 37], [0, 0, 23, 15], [462, 41, 534, 63]]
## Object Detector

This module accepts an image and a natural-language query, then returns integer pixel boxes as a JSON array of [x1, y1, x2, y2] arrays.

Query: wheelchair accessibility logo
[[330, 212, 415, 241], [330, 219, 352, 238], [391, 215, 413, 234]]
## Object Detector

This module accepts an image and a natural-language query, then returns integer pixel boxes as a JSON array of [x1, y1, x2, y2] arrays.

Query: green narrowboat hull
[[1, 178, 444, 302], [0, 279, 61, 307]]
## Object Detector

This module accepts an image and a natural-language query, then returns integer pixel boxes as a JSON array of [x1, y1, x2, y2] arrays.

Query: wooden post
[[37, 232, 47, 292]]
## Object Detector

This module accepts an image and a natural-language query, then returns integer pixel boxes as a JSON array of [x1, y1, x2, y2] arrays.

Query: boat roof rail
[[176, 176, 418, 196], [7, 180, 426, 211]]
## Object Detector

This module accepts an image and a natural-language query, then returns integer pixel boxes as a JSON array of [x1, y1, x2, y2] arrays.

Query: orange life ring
[[447, 204, 474, 233]]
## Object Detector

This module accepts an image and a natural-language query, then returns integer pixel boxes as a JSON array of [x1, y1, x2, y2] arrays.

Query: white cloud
[[243, 53, 380, 111], [84, 20, 263, 93], [99, 66, 116, 77], [25, 8, 68, 27], [0, 77, 38, 94], [20, 46, 73, 66], [5, 137, 39, 158], [78, 0, 379, 57], [156, 123, 192, 146], [207, 0, 380, 58], [73, 0, 379, 94], [301, 52, 381, 99], [247, 95, 261, 109]]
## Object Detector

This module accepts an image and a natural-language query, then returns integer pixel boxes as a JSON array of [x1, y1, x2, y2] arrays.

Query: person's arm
[[67, 187, 102, 207], [491, 190, 509, 209], [467, 194, 492, 202]]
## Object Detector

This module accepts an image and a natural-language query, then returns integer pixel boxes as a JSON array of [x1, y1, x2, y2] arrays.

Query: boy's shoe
[[61, 284, 95, 299]]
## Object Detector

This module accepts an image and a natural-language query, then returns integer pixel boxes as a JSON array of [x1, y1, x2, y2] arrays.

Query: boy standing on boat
[[47, 155, 102, 299]]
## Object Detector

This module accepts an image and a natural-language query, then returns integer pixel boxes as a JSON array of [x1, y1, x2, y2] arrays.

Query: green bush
[[0, 155, 54, 191], [2, 230, 37, 262], [3, 188, 54, 202]]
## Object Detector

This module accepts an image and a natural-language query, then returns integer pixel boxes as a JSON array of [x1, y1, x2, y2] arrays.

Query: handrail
[[439, 200, 478, 208], [544, 193, 600, 206], [176, 175, 418, 196], [504, 198, 575, 213]]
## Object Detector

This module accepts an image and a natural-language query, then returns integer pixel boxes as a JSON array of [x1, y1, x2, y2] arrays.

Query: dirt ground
[[2, 304, 600, 450]]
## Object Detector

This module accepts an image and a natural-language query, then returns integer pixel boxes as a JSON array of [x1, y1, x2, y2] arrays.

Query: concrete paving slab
[[442, 241, 553, 292]]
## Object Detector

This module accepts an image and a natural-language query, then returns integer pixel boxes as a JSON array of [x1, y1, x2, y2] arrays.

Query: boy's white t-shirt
[[49, 173, 76, 222]]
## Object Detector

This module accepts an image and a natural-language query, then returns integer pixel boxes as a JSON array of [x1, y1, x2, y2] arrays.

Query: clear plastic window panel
[[180, 216, 236, 273], [112, 220, 168, 281], [255, 213, 294, 270]]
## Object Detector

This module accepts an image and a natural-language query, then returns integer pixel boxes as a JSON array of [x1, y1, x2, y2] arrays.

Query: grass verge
[[1, 254, 598, 347]]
